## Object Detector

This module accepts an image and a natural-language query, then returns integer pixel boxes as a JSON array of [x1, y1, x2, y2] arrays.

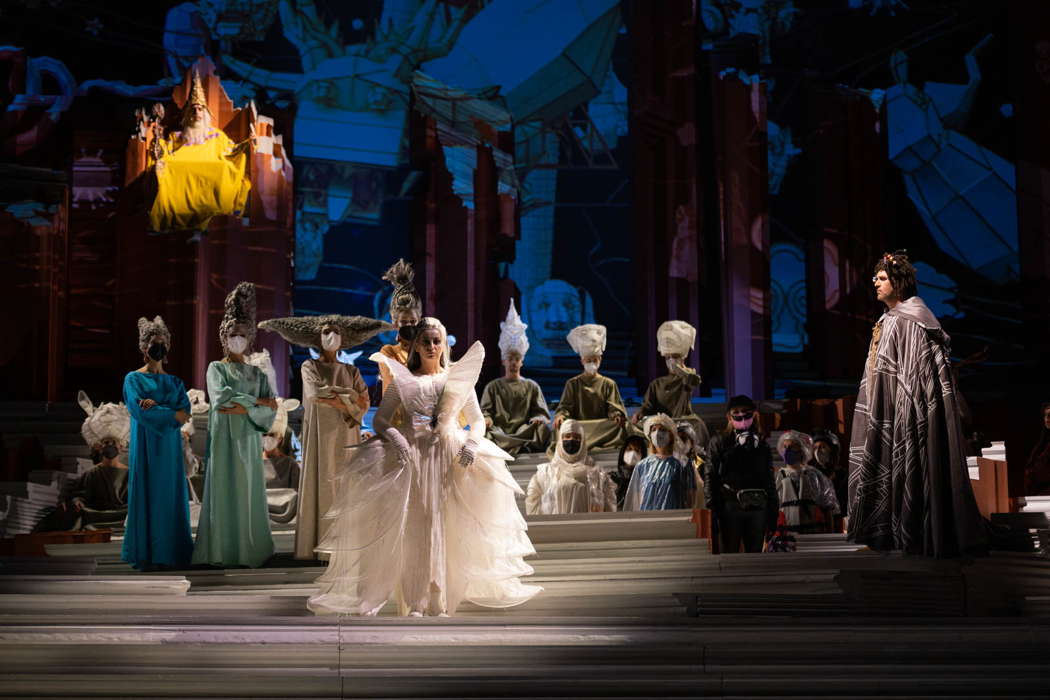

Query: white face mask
[[227, 335, 248, 355], [623, 450, 641, 467], [321, 331, 341, 351], [653, 430, 673, 449], [665, 357, 679, 373], [262, 435, 278, 452], [583, 362, 598, 375]]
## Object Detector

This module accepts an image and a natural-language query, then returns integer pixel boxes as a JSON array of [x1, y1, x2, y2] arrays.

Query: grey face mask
[[653, 430, 673, 448]]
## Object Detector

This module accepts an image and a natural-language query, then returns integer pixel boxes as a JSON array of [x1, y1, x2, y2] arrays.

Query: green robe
[[554, 373, 630, 452], [637, 371, 710, 447], [193, 360, 276, 568], [480, 376, 551, 455]]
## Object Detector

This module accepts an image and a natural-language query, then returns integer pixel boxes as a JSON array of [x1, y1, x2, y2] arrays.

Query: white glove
[[457, 439, 477, 467], [383, 427, 411, 466]]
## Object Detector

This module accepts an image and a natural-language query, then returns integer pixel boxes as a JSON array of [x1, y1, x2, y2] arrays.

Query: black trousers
[[717, 500, 767, 554]]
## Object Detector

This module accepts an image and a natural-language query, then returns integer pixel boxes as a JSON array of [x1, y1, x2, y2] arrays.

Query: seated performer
[[633, 320, 709, 449], [525, 420, 616, 515], [624, 413, 696, 511], [262, 396, 302, 525], [552, 324, 629, 452], [376, 259, 423, 395], [148, 70, 253, 234], [308, 318, 541, 616], [257, 313, 392, 557], [774, 430, 839, 538], [481, 299, 551, 456], [35, 391, 132, 533]]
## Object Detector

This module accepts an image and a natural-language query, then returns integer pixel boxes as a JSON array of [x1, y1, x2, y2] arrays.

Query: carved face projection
[[527, 280, 583, 346]]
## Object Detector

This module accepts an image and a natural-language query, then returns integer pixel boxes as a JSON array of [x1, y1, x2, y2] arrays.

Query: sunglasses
[[730, 411, 754, 421]]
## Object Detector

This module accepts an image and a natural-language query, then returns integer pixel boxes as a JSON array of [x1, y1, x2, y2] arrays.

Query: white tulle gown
[[308, 341, 542, 616]]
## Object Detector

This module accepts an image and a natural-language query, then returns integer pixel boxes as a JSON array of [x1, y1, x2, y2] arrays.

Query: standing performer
[[193, 282, 277, 568], [704, 395, 776, 554], [376, 259, 423, 395], [848, 252, 986, 557], [774, 430, 839, 537], [481, 299, 551, 456], [122, 316, 194, 569], [633, 321, 710, 449], [525, 420, 616, 515], [308, 318, 541, 616], [257, 314, 393, 559], [624, 414, 696, 511], [552, 324, 630, 452]]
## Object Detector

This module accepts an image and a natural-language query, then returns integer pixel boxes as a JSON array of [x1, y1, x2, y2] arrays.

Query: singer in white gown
[[308, 318, 542, 616]]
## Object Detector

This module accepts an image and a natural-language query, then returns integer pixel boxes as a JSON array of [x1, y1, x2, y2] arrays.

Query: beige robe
[[294, 359, 368, 560]]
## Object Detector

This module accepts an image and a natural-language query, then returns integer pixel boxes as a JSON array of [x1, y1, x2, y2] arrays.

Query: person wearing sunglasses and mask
[[376, 259, 423, 396], [552, 324, 630, 453], [850, 251, 985, 557], [258, 313, 392, 558], [623, 413, 696, 511], [703, 395, 776, 553], [193, 282, 278, 569], [525, 420, 616, 515], [121, 316, 194, 569]]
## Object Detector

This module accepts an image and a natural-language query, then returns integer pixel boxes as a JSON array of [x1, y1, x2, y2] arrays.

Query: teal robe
[[122, 371, 193, 569], [192, 360, 276, 568]]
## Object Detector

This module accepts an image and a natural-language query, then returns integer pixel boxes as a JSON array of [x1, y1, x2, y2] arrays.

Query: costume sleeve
[[622, 461, 644, 512], [638, 381, 659, 418], [762, 442, 778, 531], [246, 368, 276, 433], [529, 381, 551, 422], [525, 468, 545, 515], [340, 368, 369, 427], [816, 470, 840, 514], [680, 457, 697, 492], [604, 378, 627, 420], [462, 391, 485, 441], [480, 380, 497, 421], [300, 360, 328, 394], [602, 471, 618, 512], [555, 378, 576, 420], [372, 378, 403, 437], [702, 437, 723, 510], [677, 367, 702, 389], [124, 374, 180, 435]]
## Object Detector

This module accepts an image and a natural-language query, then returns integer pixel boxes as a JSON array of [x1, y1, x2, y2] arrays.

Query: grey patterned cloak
[[847, 297, 986, 557]]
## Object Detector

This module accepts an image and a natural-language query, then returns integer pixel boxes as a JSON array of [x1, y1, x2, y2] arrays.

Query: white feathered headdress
[[498, 298, 529, 359], [566, 324, 606, 358], [656, 320, 696, 357], [186, 388, 210, 415], [77, 390, 130, 450]]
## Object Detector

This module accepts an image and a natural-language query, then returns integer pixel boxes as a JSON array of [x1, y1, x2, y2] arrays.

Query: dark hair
[[405, 319, 447, 371], [873, 250, 918, 301], [617, 435, 649, 466]]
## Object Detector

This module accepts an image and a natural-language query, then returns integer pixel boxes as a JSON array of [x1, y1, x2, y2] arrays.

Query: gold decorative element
[[188, 69, 208, 111], [866, 320, 883, 375]]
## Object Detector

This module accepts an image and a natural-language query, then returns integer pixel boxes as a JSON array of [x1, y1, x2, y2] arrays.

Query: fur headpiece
[[382, 259, 422, 320], [643, 413, 677, 442], [137, 316, 171, 355], [77, 390, 130, 450], [258, 315, 393, 350], [777, 429, 814, 463], [498, 298, 529, 359], [656, 320, 696, 357], [567, 324, 607, 358], [219, 281, 257, 352]]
